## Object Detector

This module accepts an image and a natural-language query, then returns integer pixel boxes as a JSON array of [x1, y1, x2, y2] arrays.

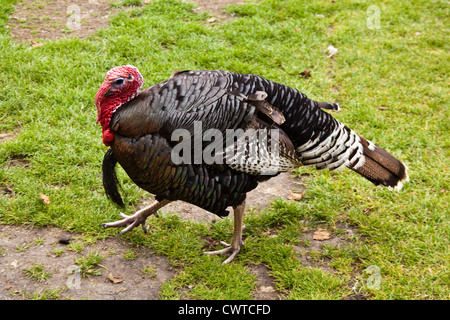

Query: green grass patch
[[24, 264, 52, 282], [75, 250, 105, 277], [0, 0, 448, 299]]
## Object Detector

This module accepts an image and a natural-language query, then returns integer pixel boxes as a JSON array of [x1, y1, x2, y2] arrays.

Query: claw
[[101, 211, 148, 234], [204, 242, 242, 264], [101, 199, 170, 235]]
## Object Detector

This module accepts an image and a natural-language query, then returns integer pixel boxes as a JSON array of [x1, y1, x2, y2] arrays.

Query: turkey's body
[[107, 70, 304, 217], [97, 67, 408, 263], [111, 134, 259, 217]]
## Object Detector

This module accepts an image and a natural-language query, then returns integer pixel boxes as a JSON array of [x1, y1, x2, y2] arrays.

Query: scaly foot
[[204, 239, 244, 264], [204, 201, 246, 264], [101, 199, 170, 234], [101, 211, 152, 234]]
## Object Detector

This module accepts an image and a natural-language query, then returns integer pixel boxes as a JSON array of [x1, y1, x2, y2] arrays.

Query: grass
[[123, 248, 139, 260], [24, 264, 52, 282], [0, 0, 448, 300], [75, 250, 105, 277]]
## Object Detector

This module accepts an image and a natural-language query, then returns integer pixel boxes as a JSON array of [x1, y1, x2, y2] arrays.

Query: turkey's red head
[[95, 65, 144, 146]]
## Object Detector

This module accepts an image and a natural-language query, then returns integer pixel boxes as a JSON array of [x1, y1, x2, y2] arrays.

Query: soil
[[1, 0, 360, 300], [188, 0, 245, 18], [0, 224, 174, 299], [8, 0, 119, 42], [7, 0, 243, 42]]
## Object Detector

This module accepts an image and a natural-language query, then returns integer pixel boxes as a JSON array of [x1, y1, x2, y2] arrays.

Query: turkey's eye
[[112, 77, 126, 88]]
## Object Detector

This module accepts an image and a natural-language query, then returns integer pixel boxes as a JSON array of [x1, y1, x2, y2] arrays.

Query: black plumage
[[98, 68, 408, 263]]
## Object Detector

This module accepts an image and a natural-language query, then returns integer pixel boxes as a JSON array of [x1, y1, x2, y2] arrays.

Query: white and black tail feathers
[[296, 122, 408, 191], [349, 137, 409, 191]]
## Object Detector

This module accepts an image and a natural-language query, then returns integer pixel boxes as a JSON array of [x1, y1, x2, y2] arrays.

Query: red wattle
[[102, 128, 115, 146]]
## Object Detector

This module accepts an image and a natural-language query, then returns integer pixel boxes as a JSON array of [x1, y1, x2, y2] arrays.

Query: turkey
[[95, 65, 409, 264]]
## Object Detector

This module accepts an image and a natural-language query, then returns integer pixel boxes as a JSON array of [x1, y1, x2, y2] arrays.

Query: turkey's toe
[[101, 212, 148, 234], [204, 241, 242, 264], [101, 200, 169, 235]]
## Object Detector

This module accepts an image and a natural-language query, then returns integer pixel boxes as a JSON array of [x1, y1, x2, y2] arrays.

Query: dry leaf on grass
[[299, 69, 311, 78], [313, 229, 331, 241], [30, 40, 43, 48], [287, 192, 304, 201], [39, 193, 50, 205]]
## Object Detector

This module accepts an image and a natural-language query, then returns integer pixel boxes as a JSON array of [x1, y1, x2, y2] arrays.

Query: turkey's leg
[[204, 201, 245, 264], [101, 199, 171, 234]]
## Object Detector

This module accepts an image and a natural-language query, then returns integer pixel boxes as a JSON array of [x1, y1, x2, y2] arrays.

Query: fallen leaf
[[30, 40, 43, 48], [5, 286, 12, 290], [207, 17, 217, 23], [107, 273, 123, 284], [39, 193, 50, 205], [313, 229, 332, 241], [288, 192, 304, 201], [299, 69, 311, 78]]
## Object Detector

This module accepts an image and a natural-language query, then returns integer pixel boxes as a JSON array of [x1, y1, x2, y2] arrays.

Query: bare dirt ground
[[7, 0, 244, 42], [188, 0, 245, 18], [0, 224, 175, 299], [1, 0, 359, 300], [9, 0, 119, 41]]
